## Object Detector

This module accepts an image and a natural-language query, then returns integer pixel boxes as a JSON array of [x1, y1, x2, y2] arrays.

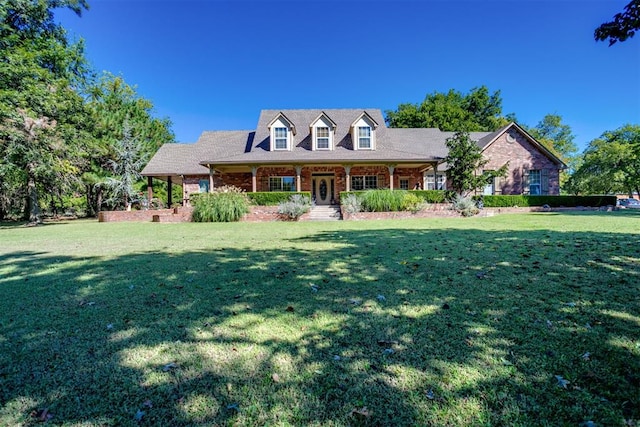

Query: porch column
[[208, 166, 214, 193], [147, 177, 153, 207], [433, 162, 438, 190], [388, 165, 396, 191], [344, 165, 352, 192], [251, 167, 258, 192], [295, 165, 302, 192], [167, 176, 173, 206]]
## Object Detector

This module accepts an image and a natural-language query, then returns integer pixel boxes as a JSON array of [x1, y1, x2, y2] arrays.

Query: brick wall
[[482, 130, 561, 195]]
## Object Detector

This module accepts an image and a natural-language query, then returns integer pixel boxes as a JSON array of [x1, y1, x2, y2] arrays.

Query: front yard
[[0, 212, 639, 426]]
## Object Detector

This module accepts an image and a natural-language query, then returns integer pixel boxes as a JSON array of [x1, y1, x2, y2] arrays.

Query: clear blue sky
[[57, 0, 640, 152]]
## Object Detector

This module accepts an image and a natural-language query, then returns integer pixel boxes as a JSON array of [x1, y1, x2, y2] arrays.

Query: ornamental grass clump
[[361, 189, 407, 212], [278, 194, 312, 220], [192, 186, 249, 222]]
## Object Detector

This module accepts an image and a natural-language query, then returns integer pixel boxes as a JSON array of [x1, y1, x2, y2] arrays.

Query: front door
[[313, 176, 334, 205]]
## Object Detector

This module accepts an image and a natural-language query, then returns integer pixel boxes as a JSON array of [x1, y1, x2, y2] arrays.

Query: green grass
[[1, 212, 639, 426]]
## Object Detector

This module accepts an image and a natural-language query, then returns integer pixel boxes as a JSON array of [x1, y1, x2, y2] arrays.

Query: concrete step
[[309, 205, 342, 221]]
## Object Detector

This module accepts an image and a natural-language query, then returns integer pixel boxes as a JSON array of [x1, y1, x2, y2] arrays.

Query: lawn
[[0, 212, 639, 426]]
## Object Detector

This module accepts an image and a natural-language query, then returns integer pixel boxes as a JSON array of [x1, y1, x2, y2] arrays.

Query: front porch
[[146, 162, 446, 207]]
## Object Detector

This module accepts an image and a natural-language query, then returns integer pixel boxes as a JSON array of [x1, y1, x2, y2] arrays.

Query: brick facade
[[482, 130, 561, 195]]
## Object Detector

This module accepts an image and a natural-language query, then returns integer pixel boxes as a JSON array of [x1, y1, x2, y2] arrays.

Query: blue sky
[[57, 0, 639, 151]]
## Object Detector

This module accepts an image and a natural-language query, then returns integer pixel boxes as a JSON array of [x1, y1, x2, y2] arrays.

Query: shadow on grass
[[0, 226, 639, 425]]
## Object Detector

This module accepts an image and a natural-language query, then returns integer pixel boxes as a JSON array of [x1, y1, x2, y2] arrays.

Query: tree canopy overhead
[[385, 86, 509, 132], [595, 0, 640, 45]]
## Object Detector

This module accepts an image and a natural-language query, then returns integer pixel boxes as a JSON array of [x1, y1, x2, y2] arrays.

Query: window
[[399, 178, 409, 190], [483, 170, 494, 195], [351, 175, 377, 191], [198, 179, 209, 193], [274, 127, 288, 150], [358, 126, 371, 149], [426, 174, 446, 190], [529, 169, 541, 195], [269, 176, 295, 192], [316, 126, 330, 149]]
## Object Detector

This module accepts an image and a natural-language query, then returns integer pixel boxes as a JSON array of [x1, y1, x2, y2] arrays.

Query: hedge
[[340, 190, 452, 204], [476, 195, 617, 208]]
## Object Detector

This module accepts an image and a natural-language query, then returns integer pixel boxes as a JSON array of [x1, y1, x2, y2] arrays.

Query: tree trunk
[[26, 170, 41, 224]]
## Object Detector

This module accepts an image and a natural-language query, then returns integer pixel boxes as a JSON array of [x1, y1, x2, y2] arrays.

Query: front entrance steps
[[309, 204, 342, 221]]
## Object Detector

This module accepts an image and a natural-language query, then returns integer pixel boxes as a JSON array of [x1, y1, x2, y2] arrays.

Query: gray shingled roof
[[142, 109, 564, 177]]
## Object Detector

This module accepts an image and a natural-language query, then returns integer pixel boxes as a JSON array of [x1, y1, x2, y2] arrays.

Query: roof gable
[[479, 122, 567, 168]]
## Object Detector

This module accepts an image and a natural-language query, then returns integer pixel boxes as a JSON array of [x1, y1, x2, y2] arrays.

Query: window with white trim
[[399, 178, 409, 190], [358, 126, 371, 149], [198, 179, 209, 193], [269, 176, 295, 192], [529, 169, 541, 195], [351, 175, 377, 191], [426, 174, 446, 190], [316, 126, 330, 149], [274, 127, 288, 150]]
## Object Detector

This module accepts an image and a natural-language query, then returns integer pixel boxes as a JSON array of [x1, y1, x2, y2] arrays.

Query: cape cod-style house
[[141, 109, 566, 206]]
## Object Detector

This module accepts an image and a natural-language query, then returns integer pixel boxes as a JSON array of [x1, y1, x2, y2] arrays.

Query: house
[[141, 109, 566, 206]]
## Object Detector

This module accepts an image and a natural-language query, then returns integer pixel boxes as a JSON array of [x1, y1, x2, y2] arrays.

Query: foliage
[[191, 192, 249, 222], [401, 192, 426, 213], [408, 189, 455, 203], [361, 189, 408, 212], [452, 194, 479, 216], [103, 121, 146, 211], [247, 191, 311, 206], [478, 195, 617, 208], [278, 194, 312, 220], [84, 73, 174, 214], [0, 0, 91, 223], [567, 125, 640, 196], [3, 215, 638, 425], [340, 192, 363, 214], [444, 131, 508, 196], [385, 86, 509, 131], [594, 0, 640, 45]]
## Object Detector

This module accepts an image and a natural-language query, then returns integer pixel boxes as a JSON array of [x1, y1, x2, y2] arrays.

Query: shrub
[[192, 192, 249, 222], [402, 193, 426, 213], [248, 192, 311, 206], [341, 193, 363, 214], [408, 190, 453, 203], [452, 194, 479, 217], [278, 194, 312, 220]]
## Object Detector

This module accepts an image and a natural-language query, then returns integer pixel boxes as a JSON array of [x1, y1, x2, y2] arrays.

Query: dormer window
[[316, 127, 330, 149], [310, 112, 336, 151], [274, 127, 288, 150], [268, 112, 295, 151], [358, 126, 371, 149], [351, 112, 377, 150]]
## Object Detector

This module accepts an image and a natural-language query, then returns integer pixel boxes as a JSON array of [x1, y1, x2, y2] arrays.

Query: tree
[[84, 73, 175, 213], [444, 131, 507, 196], [567, 125, 640, 195], [104, 121, 146, 211], [595, 0, 640, 45], [386, 86, 509, 132], [0, 0, 90, 222]]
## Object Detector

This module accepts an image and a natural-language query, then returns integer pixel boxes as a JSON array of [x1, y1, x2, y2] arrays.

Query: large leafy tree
[[386, 86, 509, 132], [83, 73, 174, 214], [444, 131, 507, 196], [595, 0, 640, 45], [0, 0, 90, 222], [567, 125, 640, 195]]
